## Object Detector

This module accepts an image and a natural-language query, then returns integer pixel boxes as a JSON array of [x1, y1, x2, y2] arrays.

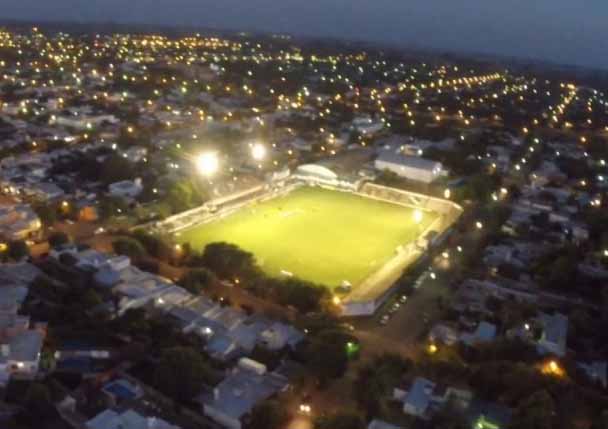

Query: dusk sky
[[2, 0, 608, 69]]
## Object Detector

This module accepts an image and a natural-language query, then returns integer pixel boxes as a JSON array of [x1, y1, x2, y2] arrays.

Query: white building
[[108, 178, 143, 198], [353, 116, 384, 135], [54, 114, 119, 130], [86, 409, 180, 429], [0, 204, 41, 240], [375, 152, 443, 183], [0, 329, 44, 384], [199, 358, 289, 429], [537, 312, 568, 357]]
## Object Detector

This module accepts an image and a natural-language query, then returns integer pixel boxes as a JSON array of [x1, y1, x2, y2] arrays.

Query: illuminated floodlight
[[251, 143, 267, 161], [196, 152, 219, 176], [413, 209, 423, 224]]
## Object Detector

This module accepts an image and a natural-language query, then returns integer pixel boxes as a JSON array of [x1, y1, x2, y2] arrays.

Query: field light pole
[[251, 143, 266, 161], [196, 151, 219, 177]]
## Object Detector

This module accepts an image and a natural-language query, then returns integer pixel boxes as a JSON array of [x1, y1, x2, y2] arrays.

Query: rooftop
[[200, 364, 289, 421]]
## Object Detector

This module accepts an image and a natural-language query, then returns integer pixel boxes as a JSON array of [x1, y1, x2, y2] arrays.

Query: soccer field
[[177, 187, 437, 289]]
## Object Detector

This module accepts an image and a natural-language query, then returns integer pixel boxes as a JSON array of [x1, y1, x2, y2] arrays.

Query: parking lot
[[351, 264, 453, 356]]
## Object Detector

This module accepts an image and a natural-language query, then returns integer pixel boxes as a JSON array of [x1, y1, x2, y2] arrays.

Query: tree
[[314, 412, 365, 429], [304, 331, 351, 382], [16, 382, 59, 426], [99, 195, 129, 220], [33, 202, 57, 226], [113, 308, 150, 336], [539, 254, 578, 291], [430, 398, 469, 429], [199, 242, 258, 280], [82, 289, 103, 310], [8, 240, 29, 261], [354, 353, 412, 419], [112, 237, 146, 259], [154, 347, 214, 404], [100, 154, 135, 185], [24, 383, 52, 415], [510, 390, 556, 429], [48, 231, 70, 248], [165, 180, 205, 213], [466, 173, 501, 202], [132, 229, 172, 260], [275, 277, 329, 314], [179, 268, 217, 294], [591, 410, 608, 429], [247, 400, 288, 429]]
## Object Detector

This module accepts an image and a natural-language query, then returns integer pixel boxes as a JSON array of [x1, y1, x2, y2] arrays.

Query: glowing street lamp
[[541, 359, 565, 377], [196, 152, 219, 177], [413, 209, 423, 224], [251, 143, 266, 161], [299, 403, 312, 414]]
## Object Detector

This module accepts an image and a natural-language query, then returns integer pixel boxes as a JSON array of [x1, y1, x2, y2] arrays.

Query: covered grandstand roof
[[376, 151, 442, 171], [296, 163, 339, 180]]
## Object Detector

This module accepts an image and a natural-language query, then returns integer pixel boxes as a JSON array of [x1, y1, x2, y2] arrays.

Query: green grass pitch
[[178, 187, 437, 289]]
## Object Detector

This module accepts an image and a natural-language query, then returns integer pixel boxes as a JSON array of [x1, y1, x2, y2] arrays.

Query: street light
[[413, 209, 423, 224], [251, 143, 266, 161], [196, 152, 219, 177], [299, 403, 312, 414]]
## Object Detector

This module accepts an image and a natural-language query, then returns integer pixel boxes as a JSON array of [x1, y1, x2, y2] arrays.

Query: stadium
[[158, 162, 463, 316]]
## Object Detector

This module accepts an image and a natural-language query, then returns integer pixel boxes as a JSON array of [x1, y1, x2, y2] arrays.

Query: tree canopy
[[112, 237, 146, 259], [247, 400, 288, 429], [314, 412, 365, 429], [154, 346, 214, 403], [179, 268, 217, 294]]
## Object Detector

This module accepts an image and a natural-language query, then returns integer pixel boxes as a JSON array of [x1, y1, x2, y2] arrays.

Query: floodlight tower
[[251, 143, 267, 161], [196, 152, 219, 177]]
